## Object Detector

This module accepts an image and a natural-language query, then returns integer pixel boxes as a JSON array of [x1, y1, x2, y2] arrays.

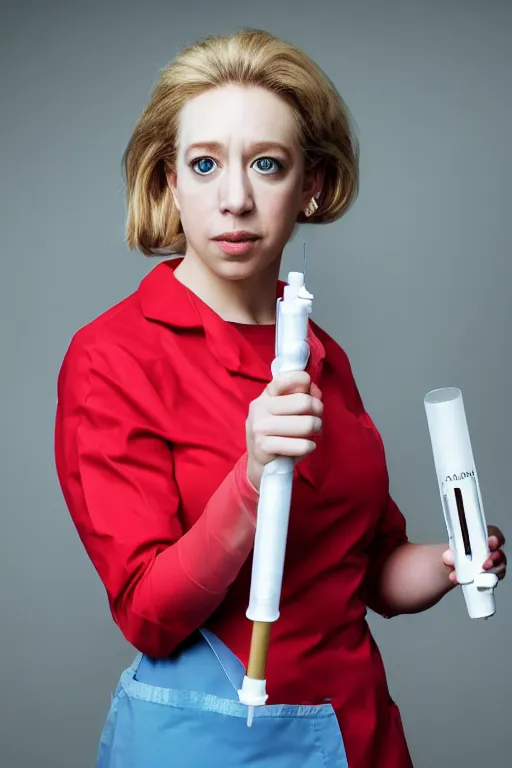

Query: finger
[[487, 525, 506, 548], [442, 549, 460, 585], [488, 562, 507, 579], [260, 435, 317, 458], [448, 570, 459, 586], [268, 392, 323, 417], [267, 370, 311, 397], [310, 382, 323, 401], [442, 549, 455, 567], [256, 414, 322, 438], [483, 550, 507, 570]]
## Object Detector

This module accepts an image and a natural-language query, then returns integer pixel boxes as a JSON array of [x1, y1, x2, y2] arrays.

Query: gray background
[[2, 0, 510, 766]]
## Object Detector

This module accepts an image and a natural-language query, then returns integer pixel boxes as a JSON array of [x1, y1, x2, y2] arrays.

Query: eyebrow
[[184, 141, 293, 162]]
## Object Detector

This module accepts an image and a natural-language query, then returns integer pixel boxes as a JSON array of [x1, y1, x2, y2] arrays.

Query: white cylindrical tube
[[246, 457, 294, 622], [239, 270, 313, 719], [247, 272, 312, 623], [424, 387, 497, 619]]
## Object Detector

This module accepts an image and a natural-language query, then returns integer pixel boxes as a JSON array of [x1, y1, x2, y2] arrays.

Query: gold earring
[[304, 196, 319, 218]]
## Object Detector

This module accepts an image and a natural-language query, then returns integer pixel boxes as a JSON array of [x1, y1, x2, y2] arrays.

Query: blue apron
[[96, 629, 349, 767]]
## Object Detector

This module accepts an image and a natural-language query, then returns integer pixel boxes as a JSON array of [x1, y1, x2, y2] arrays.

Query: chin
[[221, 257, 281, 283], [213, 258, 260, 281], [209, 244, 281, 281]]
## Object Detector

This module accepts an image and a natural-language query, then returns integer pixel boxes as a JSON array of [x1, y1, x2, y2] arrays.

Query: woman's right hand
[[245, 370, 323, 492]]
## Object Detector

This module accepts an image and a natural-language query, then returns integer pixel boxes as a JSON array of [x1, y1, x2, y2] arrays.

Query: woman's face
[[167, 84, 317, 280]]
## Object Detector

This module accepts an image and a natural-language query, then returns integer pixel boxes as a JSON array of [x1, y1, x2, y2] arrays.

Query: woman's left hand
[[442, 525, 507, 586]]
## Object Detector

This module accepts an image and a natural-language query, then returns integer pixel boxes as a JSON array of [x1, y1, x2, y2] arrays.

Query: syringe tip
[[247, 705, 255, 728]]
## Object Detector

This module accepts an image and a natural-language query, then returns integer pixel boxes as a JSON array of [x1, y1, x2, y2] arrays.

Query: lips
[[212, 231, 260, 242], [212, 233, 260, 256]]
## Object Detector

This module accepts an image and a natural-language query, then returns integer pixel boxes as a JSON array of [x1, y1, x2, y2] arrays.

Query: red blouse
[[55, 258, 413, 767]]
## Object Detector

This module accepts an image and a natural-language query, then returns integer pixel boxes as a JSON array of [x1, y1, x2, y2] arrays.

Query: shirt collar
[[138, 258, 326, 383]]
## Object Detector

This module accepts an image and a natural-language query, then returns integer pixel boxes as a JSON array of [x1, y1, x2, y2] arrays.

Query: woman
[[54, 28, 506, 768]]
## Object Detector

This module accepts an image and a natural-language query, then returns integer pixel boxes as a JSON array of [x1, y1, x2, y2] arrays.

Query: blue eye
[[192, 157, 216, 175], [253, 157, 282, 174]]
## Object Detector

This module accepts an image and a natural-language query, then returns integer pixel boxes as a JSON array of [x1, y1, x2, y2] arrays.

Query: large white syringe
[[237, 270, 314, 726], [424, 387, 498, 619]]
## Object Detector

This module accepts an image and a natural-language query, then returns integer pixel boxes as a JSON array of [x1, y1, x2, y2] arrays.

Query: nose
[[219, 163, 254, 216]]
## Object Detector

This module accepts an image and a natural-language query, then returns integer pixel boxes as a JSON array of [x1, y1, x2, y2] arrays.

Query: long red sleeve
[[55, 338, 259, 657]]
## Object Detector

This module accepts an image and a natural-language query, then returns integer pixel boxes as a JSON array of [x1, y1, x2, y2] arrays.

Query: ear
[[301, 167, 323, 209], [165, 166, 181, 212]]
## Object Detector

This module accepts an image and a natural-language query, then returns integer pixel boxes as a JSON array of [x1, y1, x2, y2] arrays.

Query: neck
[[174, 250, 281, 324]]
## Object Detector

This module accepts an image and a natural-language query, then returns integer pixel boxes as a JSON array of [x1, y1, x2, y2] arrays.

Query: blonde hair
[[123, 28, 359, 255]]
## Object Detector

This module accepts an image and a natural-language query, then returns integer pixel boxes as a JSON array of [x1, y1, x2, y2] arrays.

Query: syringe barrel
[[247, 271, 312, 623], [246, 459, 294, 622], [424, 387, 497, 619]]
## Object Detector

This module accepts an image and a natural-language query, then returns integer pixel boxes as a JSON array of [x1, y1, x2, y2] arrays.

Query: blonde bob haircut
[[123, 28, 359, 256]]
